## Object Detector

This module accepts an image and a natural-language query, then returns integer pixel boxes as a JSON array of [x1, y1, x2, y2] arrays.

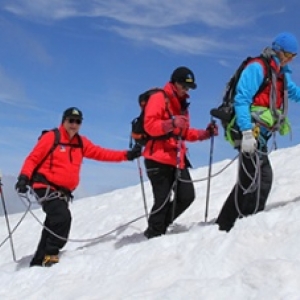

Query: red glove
[[162, 116, 188, 133], [173, 116, 188, 129]]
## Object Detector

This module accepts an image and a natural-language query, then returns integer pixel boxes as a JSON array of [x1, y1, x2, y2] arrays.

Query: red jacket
[[20, 125, 128, 191], [143, 82, 209, 168]]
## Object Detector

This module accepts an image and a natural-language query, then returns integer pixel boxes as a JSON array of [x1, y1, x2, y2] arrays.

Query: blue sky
[[1, 0, 300, 196]]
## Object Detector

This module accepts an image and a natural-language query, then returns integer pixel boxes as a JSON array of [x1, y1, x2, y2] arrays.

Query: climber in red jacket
[[143, 67, 218, 239], [15, 107, 141, 267]]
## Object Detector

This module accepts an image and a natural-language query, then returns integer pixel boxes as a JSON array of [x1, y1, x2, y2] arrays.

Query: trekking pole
[[204, 119, 216, 223], [130, 138, 148, 222], [136, 156, 149, 222], [0, 170, 17, 262], [172, 136, 182, 223]]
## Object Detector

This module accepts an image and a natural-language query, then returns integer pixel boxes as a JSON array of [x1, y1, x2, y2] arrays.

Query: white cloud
[[0, 65, 61, 114], [2, 0, 279, 29], [0, 16, 53, 66], [108, 25, 242, 55], [218, 59, 231, 67], [0, 67, 27, 106], [2, 1, 285, 57]]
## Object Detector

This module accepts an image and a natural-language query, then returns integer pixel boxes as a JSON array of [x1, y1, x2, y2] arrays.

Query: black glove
[[126, 144, 142, 161], [15, 174, 30, 193], [206, 121, 218, 137]]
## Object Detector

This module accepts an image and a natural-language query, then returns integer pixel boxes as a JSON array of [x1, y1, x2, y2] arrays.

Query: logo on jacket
[[59, 145, 66, 152]]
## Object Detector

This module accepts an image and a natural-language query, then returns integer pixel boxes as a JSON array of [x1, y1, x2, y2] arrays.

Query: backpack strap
[[32, 128, 60, 178], [147, 88, 185, 154], [31, 129, 84, 185], [59, 135, 83, 153], [252, 55, 272, 98], [267, 59, 288, 130], [148, 89, 173, 154], [251, 54, 288, 131]]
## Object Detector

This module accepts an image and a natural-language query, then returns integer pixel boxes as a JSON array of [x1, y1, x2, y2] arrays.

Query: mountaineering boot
[[144, 227, 164, 239], [30, 250, 46, 267], [42, 254, 59, 267], [30, 257, 43, 267]]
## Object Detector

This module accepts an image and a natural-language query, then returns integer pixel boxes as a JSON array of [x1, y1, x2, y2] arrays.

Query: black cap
[[62, 107, 83, 123], [170, 66, 197, 89]]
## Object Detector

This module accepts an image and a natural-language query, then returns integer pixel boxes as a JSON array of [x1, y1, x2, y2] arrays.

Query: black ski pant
[[31, 189, 72, 265], [145, 159, 195, 235], [216, 151, 273, 232]]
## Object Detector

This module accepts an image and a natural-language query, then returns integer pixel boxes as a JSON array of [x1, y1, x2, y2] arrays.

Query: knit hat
[[272, 32, 298, 54], [62, 107, 83, 123], [170, 66, 197, 89]]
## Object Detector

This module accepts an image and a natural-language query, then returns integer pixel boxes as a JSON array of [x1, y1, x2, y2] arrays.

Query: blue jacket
[[234, 57, 300, 131]]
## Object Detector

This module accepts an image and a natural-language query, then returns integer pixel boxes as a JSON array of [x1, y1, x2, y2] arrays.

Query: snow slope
[[1, 145, 300, 300]]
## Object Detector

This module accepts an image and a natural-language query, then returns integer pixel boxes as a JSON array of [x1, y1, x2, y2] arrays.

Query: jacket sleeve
[[82, 137, 128, 162], [283, 66, 300, 102], [144, 92, 170, 136], [234, 62, 265, 131], [185, 128, 208, 142], [19, 131, 56, 178]]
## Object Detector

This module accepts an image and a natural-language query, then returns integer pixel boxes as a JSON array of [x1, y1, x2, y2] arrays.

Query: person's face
[[63, 117, 82, 138], [278, 50, 297, 67], [174, 82, 191, 98]]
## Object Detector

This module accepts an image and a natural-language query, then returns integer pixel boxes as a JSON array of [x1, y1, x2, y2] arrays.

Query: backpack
[[130, 88, 171, 146], [210, 55, 272, 147], [30, 128, 83, 185]]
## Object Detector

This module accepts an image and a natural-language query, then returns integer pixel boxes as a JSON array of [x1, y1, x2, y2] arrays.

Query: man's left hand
[[206, 122, 218, 137], [127, 144, 142, 161]]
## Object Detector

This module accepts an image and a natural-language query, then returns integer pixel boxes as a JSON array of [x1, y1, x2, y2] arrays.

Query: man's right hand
[[162, 115, 188, 133], [15, 174, 30, 193], [172, 115, 188, 129]]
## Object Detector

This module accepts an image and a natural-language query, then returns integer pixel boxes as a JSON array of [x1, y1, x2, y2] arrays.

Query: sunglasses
[[282, 51, 297, 59], [180, 83, 190, 91], [67, 118, 82, 125]]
